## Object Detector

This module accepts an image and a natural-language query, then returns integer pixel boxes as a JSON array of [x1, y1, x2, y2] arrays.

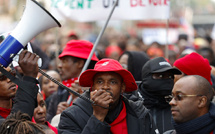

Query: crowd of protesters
[[0, 26, 215, 134]]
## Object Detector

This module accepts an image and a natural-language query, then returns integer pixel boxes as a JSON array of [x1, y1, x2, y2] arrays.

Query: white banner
[[142, 28, 179, 45], [50, 0, 170, 22]]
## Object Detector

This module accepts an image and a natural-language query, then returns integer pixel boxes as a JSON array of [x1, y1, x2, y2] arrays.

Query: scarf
[[173, 103, 215, 134], [62, 77, 78, 106], [62, 77, 78, 87], [139, 84, 170, 109], [0, 107, 11, 119], [109, 101, 128, 134], [41, 90, 46, 100]]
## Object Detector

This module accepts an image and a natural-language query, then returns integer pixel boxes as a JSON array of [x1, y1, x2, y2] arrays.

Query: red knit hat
[[79, 58, 137, 92], [59, 40, 99, 61], [173, 52, 212, 85]]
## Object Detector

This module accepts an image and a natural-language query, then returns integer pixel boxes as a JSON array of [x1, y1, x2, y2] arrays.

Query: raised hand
[[90, 89, 113, 122], [18, 50, 39, 78]]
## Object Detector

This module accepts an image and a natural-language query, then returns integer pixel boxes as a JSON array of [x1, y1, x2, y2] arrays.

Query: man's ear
[[78, 59, 85, 69], [198, 96, 207, 108], [121, 82, 126, 93]]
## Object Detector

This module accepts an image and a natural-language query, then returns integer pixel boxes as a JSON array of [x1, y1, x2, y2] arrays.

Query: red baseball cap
[[174, 52, 212, 85], [79, 58, 137, 92], [59, 40, 99, 61]]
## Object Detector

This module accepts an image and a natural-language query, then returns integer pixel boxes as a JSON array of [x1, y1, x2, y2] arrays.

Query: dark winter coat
[[58, 90, 158, 134]]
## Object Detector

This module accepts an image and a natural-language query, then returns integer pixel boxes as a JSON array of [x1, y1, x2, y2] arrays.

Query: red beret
[[174, 52, 212, 85]]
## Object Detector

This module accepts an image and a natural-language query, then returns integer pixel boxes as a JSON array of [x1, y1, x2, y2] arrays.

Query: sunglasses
[[0, 70, 16, 81], [165, 94, 203, 103]]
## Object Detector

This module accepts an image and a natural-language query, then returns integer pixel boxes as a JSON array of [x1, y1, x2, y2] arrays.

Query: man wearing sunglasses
[[164, 75, 215, 134]]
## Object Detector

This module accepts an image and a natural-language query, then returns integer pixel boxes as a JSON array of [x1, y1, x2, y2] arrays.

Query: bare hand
[[56, 102, 69, 115], [18, 50, 39, 78], [70, 80, 83, 102], [90, 89, 113, 122]]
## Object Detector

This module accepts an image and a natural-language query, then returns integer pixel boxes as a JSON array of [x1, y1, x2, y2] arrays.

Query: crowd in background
[[1, 1, 215, 133]]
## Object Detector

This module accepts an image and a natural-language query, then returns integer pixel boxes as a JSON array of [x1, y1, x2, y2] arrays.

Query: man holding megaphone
[[0, 50, 40, 123], [0, 0, 60, 129], [0, 0, 61, 68]]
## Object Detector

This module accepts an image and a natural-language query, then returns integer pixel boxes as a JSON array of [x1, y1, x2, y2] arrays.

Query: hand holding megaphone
[[12, 42, 42, 67], [18, 50, 40, 78]]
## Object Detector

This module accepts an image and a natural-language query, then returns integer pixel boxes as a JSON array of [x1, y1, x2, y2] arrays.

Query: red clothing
[[110, 101, 128, 134], [41, 90, 46, 100], [63, 77, 78, 106], [0, 107, 11, 119], [46, 121, 58, 134], [62, 78, 78, 88], [32, 117, 58, 134], [210, 131, 213, 134]]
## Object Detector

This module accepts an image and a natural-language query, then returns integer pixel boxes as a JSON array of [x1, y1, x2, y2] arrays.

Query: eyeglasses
[[164, 94, 203, 103], [0, 70, 16, 81]]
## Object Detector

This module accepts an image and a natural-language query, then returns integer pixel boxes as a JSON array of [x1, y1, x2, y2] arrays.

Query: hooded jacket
[[120, 51, 149, 81], [46, 86, 70, 122], [58, 90, 158, 134], [137, 83, 173, 133]]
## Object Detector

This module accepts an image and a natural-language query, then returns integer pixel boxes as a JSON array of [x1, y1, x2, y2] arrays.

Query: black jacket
[[148, 106, 172, 133], [58, 90, 158, 134], [136, 84, 173, 133], [163, 130, 176, 134], [47, 86, 70, 122], [0, 76, 39, 125], [125, 89, 173, 133]]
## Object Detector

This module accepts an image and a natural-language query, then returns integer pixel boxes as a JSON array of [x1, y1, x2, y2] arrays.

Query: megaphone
[[0, 0, 61, 67]]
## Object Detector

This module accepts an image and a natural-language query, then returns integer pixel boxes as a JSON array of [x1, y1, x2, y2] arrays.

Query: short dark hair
[[197, 47, 214, 56], [178, 34, 188, 41], [66, 56, 97, 69]]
